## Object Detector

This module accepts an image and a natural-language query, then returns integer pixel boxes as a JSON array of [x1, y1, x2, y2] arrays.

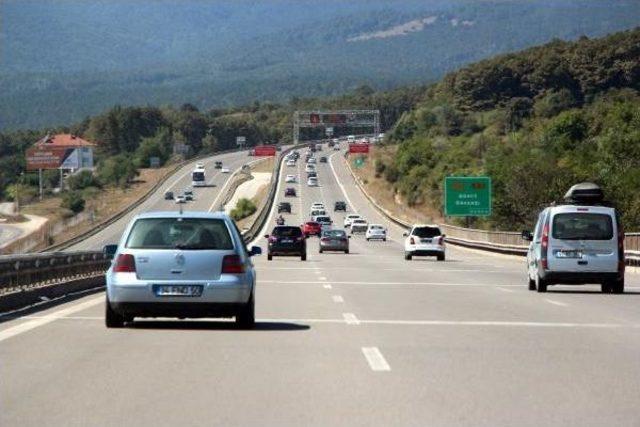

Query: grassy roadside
[[350, 145, 443, 225], [235, 156, 275, 231]]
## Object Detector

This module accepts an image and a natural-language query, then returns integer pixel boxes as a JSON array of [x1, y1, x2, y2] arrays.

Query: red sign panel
[[25, 146, 72, 170], [348, 143, 370, 154], [254, 145, 277, 156]]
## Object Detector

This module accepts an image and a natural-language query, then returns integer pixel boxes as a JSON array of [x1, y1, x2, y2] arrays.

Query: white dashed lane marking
[[361, 347, 391, 372]]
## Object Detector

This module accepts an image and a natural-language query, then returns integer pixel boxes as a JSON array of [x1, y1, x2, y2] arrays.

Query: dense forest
[[381, 27, 640, 229], [2, 0, 640, 130]]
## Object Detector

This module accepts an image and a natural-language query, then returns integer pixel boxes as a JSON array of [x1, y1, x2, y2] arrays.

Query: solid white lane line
[[260, 280, 519, 287], [545, 299, 568, 307], [328, 152, 356, 211], [323, 284, 333, 289], [343, 313, 360, 325], [0, 296, 104, 342], [332, 295, 344, 303], [497, 287, 515, 293], [362, 347, 391, 372]]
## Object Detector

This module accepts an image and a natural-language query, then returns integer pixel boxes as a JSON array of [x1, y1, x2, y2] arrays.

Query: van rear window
[[552, 213, 613, 240]]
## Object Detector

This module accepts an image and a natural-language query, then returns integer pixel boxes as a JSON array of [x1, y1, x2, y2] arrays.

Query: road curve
[[1, 145, 640, 426]]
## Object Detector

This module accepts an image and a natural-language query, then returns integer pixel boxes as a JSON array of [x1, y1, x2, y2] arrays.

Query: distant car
[[184, 188, 193, 196], [164, 191, 174, 200], [319, 156, 327, 163], [344, 214, 361, 228], [286, 160, 296, 167], [214, 161, 223, 169], [305, 164, 316, 173], [366, 224, 387, 241], [311, 202, 325, 211], [306, 171, 317, 178], [350, 219, 368, 234], [284, 187, 296, 197], [196, 162, 205, 169], [307, 157, 316, 164], [175, 195, 186, 204], [265, 226, 306, 261], [313, 215, 332, 230], [334, 201, 347, 211], [221, 167, 230, 173], [302, 221, 322, 237], [285, 174, 296, 183], [278, 202, 292, 214], [404, 225, 445, 261], [104, 211, 261, 328], [184, 193, 194, 201], [319, 229, 350, 254], [307, 177, 318, 187], [333, 145, 340, 151]]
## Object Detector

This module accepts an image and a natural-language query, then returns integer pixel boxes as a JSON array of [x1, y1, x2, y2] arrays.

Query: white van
[[522, 183, 624, 293]]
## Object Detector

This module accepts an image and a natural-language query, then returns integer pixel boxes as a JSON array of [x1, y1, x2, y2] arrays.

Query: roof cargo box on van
[[563, 182, 604, 203]]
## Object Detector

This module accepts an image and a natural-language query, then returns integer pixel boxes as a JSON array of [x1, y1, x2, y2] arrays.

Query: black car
[[307, 171, 317, 178], [164, 191, 174, 200], [319, 156, 327, 163], [285, 187, 296, 197], [334, 201, 347, 211], [214, 161, 223, 169], [278, 202, 292, 213], [265, 226, 306, 261]]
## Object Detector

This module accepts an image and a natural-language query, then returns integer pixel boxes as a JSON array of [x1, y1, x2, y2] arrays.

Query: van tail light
[[268, 236, 277, 243], [410, 237, 415, 245], [113, 254, 136, 273], [222, 255, 245, 274], [437, 236, 444, 245], [540, 222, 549, 270], [618, 223, 625, 273]]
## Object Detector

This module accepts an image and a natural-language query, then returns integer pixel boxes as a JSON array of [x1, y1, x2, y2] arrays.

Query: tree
[[97, 154, 139, 188], [61, 191, 85, 214]]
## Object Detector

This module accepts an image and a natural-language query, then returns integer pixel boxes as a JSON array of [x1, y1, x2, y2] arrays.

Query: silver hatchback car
[[104, 211, 261, 328]]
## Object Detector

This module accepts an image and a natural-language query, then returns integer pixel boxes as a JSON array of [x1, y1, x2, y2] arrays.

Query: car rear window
[[306, 222, 319, 227], [126, 218, 233, 250], [274, 226, 303, 237], [323, 230, 346, 238], [552, 213, 613, 240], [316, 216, 330, 222], [412, 227, 441, 238]]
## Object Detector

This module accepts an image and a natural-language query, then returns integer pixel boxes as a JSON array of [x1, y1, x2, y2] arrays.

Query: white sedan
[[221, 167, 230, 173], [285, 174, 297, 183], [344, 214, 361, 228], [286, 160, 296, 167], [365, 224, 387, 241]]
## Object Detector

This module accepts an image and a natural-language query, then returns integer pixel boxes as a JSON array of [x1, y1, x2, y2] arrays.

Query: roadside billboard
[[444, 176, 492, 217], [254, 145, 277, 156], [348, 143, 370, 154], [25, 147, 72, 170]]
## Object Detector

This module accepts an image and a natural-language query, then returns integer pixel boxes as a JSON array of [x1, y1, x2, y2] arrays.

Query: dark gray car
[[319, 229, 350, 254]]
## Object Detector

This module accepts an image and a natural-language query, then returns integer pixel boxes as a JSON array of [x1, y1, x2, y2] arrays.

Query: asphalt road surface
[[2, 144, 640, 426]]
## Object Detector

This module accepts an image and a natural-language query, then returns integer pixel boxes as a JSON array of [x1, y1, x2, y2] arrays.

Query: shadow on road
[[129, 320, 310, 331], [547, 289, 640, 295]]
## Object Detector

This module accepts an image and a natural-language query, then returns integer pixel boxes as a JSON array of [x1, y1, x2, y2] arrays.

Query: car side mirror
[[263, 234, 270, 239], [348, 236, 351, 239], [249, 246, 262, 257], [402, 232, 408, 237], [521, 230, 533, 241], [103, 244, 118, 258]]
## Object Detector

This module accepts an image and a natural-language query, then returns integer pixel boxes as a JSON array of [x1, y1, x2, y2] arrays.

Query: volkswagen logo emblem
[[175, 253, 185, 265]]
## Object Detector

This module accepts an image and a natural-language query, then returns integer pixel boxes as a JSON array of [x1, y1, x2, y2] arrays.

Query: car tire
[[301, 253, 307, 261], [383, 238, 387, 242], [404, 252, 412, 261], [236, 295, 255, 329], [437, 254, 445, 261], [604, 279, 624, 294], [267, 254, 273, 261], [345, 249, 349, 254], [319, 249, 323, 254], [528, 277, 536, 291], [536, 275, 548, 293], [366, 238, 369, 241], [105, 300, 125, 328]]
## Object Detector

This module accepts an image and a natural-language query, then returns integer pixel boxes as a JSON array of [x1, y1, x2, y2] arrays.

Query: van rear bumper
[[541, 271, 621, 285]]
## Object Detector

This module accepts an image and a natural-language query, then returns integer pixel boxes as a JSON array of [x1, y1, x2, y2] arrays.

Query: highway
[[2, 144, 640, 426]]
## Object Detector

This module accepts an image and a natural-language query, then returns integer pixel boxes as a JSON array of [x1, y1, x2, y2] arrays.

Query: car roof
[[547, 205, 615, 215], [368, 224, 383, 227], [134, 211, 229, 220], [412, 224, 441, 228]]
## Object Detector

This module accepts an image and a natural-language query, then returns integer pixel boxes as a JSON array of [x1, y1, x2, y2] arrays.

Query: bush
[[230, 198, 257, 221], [97, 154, 139, 188], [67, 170, 99, 191], [374, 159, 386, 177], [61, 191, 85, 214]]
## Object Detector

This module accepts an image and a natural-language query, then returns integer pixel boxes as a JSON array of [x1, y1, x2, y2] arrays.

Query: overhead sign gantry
[[293, 110, 380, 144]]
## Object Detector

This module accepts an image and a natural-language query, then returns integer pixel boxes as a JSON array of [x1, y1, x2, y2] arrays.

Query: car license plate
[[153, 285, 203, 297], [281, 239, 293, 243], [556, 250, 582, 259], [421, 238, 432, 243]]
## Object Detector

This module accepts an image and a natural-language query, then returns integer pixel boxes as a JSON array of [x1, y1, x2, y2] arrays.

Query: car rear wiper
[[174, 244, 214, 250]]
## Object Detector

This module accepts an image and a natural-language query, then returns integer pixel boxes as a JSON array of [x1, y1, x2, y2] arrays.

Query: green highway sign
[[353, 156, 366, 168], [444, 176, 492, 217]]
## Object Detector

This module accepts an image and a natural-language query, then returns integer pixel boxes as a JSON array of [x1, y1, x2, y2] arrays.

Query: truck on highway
[[191, 166, 206, 187]]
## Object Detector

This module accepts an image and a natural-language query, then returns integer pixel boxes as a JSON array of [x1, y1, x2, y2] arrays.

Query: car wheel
[[301, 253, 307, 261], [528, 277, 536, 291], [383, 238, 387, 242], [536, 275, 548, 293], [404, 252, 412, 261], [612, 279, 625, 294], [105, 300, 125, 328], [366, 238, 369, 241], [267, 254, 273, 261], [437, 254, 445, 261], [601, 282, 613, 293], [319, 249, 323, 254], [345, 249, 349, 254], [236, 294, 255, 329]]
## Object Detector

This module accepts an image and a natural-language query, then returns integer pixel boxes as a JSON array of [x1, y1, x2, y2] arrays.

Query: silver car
[[104, 211, 262, 328], [319, 229, 350, 254]]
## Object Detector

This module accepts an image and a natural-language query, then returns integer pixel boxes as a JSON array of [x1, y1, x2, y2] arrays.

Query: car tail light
[[268, 236, 277, 243], [540, 222, 549, 270], [222, 255, 245, 274], [113, 254, 136, 272], [437, 236, 444, 245], [321, 237, 329, 242], [410, 237, 415, 245]]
